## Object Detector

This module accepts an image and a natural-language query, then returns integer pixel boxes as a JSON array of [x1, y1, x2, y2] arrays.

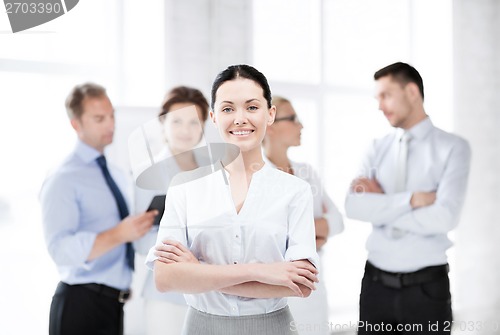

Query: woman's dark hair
[[159, 86, 209, 121], [374, 62, 425, 101], [210, 64, 272, 110]]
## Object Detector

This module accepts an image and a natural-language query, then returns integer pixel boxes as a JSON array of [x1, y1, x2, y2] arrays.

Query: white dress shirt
[[345, 117, 471, 272], [146, 162, 319, 316]]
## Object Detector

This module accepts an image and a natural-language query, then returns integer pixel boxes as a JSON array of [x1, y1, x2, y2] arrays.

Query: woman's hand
[[252, 260, 319, 297], [315, 217, 329, 250], [154, 239, 199, 264]]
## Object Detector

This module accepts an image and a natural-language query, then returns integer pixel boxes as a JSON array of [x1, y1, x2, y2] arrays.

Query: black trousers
[[49, 282, 124, 335], [358, 263, 452, 335]]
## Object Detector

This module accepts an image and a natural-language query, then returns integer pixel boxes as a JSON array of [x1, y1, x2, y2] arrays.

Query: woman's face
[[268, 101, 303, 147], [162, 102, 205, 154], [211, 78, 275, 154]]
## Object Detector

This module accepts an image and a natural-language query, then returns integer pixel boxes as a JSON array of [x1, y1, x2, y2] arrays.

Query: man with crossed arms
[[345, 62, 471, 334]]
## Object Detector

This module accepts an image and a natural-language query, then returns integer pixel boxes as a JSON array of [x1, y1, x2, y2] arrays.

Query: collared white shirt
[[40, 140, 132, 290], [345, 117, 471, 272], [146, 162, 319, 316]]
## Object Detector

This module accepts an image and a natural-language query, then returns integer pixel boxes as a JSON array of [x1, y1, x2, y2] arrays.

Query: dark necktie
[[96, 155, 135, 270]]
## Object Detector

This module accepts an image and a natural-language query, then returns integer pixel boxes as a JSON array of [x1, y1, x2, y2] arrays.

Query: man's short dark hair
[[374, 62, 424, 101], [65, 83, 107, 119]]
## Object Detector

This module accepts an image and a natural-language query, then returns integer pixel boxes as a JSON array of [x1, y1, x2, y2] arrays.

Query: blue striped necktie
[[96, 155, 135, 270]]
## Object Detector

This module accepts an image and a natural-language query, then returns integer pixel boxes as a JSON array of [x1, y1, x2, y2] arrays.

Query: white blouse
[[146, 162, 319, 316]]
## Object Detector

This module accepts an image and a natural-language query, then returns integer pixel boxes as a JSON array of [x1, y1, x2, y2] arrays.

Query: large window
[[253, 0, 453, 327]]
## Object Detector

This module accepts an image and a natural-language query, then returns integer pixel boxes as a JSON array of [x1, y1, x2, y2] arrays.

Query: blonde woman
[[264, 96, 344, 335]]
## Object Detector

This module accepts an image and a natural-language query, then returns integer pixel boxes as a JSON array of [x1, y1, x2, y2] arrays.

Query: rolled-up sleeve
[[40, 175, 97, 268], [309, 167, 344, 236], [284, 183, 320, 268]]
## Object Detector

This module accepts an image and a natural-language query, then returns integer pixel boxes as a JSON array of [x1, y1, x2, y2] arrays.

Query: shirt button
[[235, 235, 239, 238]]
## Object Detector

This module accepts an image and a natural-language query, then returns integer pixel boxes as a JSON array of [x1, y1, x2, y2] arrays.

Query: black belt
[[60, 282, 131, 303], [365, 262, 449, 289]]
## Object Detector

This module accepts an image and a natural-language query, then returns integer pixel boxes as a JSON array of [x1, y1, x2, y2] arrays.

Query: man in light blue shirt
[[345, 62, 471, 334], [40, 83, 157, 335]]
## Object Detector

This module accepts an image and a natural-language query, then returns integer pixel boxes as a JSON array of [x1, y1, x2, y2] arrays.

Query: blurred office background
[[0, 0, 498, 334]]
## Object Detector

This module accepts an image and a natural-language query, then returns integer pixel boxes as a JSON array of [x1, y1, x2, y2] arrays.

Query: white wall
[[453, 1, 500, 333]]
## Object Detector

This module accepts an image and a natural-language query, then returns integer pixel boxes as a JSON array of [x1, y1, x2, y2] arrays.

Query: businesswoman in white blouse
[[263, 96, 344, 335], [146, 64, 320, 335]]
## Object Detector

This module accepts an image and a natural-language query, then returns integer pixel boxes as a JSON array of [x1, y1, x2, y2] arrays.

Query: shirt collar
[[397, 116, 433, 141], [75, 139, 103, 164], [262, 154, 275, 168], [262, 154, 296, 172]]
